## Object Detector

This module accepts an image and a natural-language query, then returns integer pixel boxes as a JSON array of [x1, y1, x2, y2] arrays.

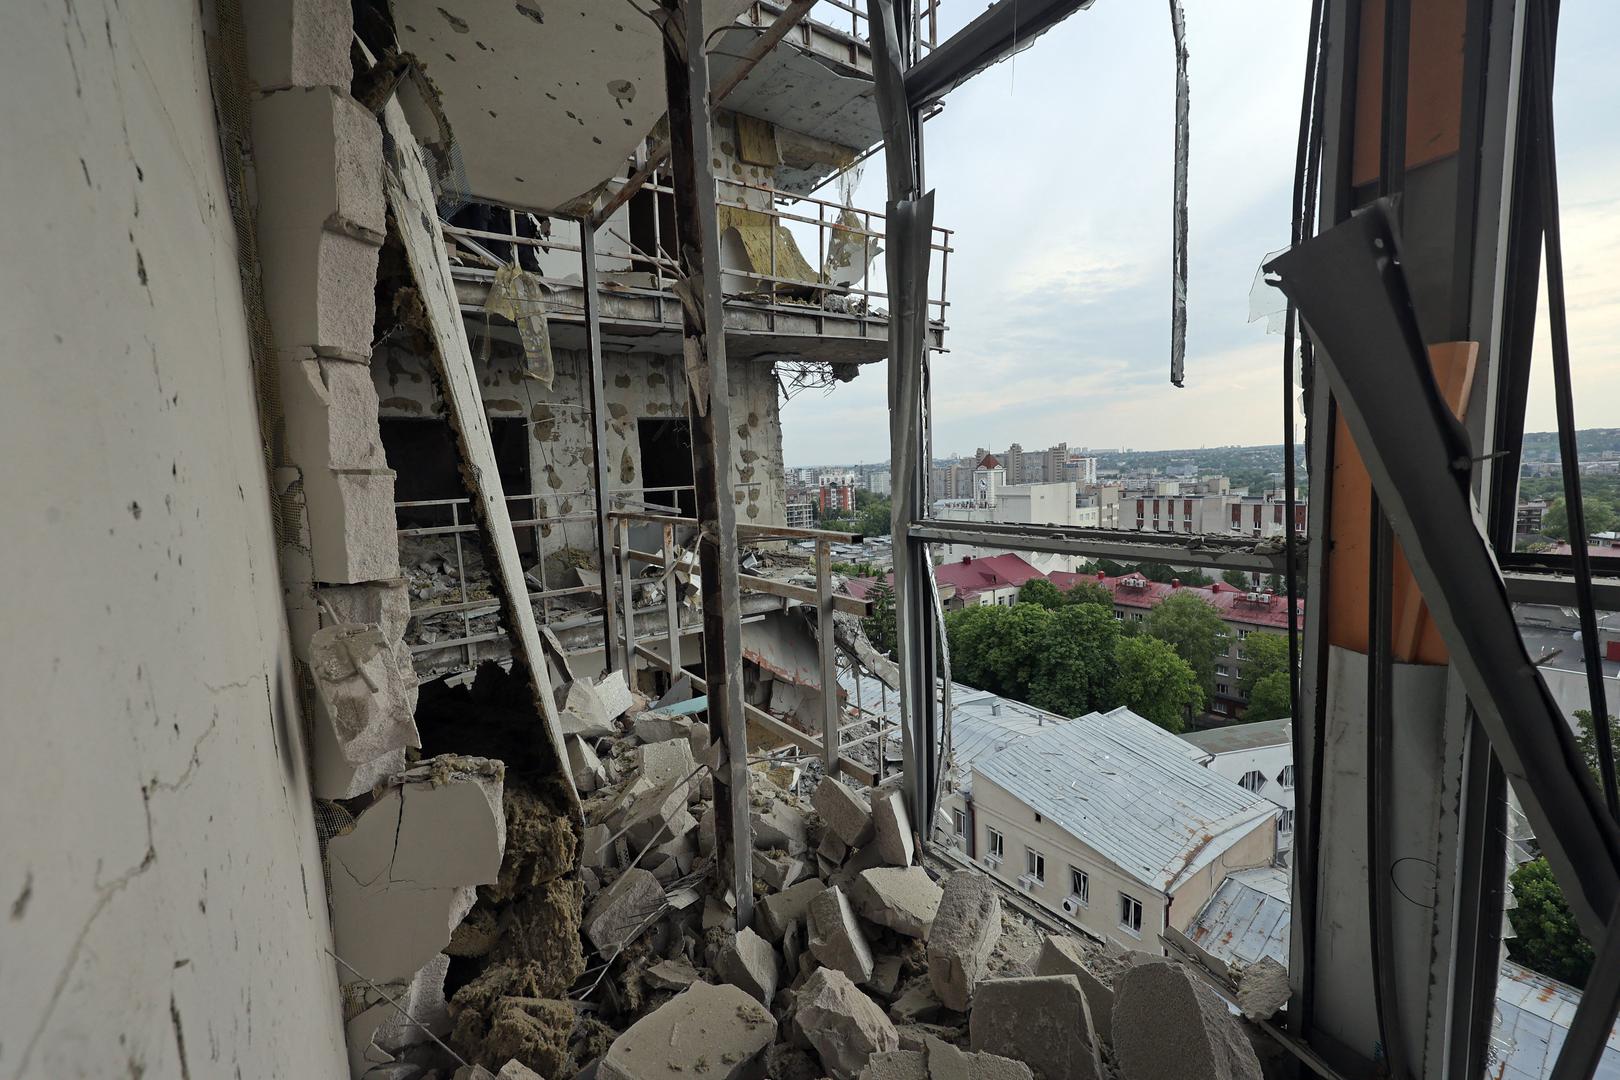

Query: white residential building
[[936, 687, 1280, 953], [1180, 719, 1296, 854], [934, 480, 1088, 574]]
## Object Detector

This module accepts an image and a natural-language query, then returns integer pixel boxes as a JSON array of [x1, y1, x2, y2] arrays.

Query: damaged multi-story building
[[8, 0, 1620, 1078]]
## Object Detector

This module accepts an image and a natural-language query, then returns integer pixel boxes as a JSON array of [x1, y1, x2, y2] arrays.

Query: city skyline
[[780, 0, 1620, 466]]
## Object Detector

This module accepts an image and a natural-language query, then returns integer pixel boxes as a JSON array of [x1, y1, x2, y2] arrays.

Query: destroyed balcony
[[442, 177, 951, 367]]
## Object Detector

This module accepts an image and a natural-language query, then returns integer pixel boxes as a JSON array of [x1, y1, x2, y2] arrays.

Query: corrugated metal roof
[[1181, 719, 1293, 756], [1184, 867, 1290, 969], [1185, 876, 1620, 1080], [973, 707, 1279, 893], [1492, 961, 1620, 1079]]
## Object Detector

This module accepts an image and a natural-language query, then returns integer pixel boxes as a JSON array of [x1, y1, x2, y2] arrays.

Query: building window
[[1120, 893, 1144, 936], [953, 808, 966, 836], [1216, 682, 1229, 695], [1237, 628, 1251, 640], [1278, 765, 1295, 789], [1113, 610, 1124, 620], [1215, 664, 1230, 677], [1069, 867, 1089, 905], [1239, 770, 1267, 793], [1026, 848, 1046, 883], [987, 828, 1004, 861], [1278, 809, 1295, 834], [1132, 612, 1144, 621]]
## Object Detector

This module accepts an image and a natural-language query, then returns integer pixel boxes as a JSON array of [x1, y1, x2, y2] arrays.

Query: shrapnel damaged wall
[[0, 1, 351, 1075]]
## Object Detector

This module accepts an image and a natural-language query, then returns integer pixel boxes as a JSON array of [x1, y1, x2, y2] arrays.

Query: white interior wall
[[0, 2, 349, 1075]]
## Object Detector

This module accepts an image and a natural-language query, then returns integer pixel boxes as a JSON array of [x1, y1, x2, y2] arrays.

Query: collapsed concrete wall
[[373, 342, 787, 563], [0, 1, 352, 1074]]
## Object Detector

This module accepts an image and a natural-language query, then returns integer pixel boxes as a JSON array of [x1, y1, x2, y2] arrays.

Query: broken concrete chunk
[[599, 981, 776, 1080], [782, 917, 805, 981], [1235, 955, 1289, 1020], [969, 975, 1101, 1080], [753, 849, 806, 891], [560, 679, 616, 738], [635, 709, 695, 745], [243, 0, 353, 89], [792, 967, 900, 1080], [638, 737, 696, 790], [309, 620, 420, 773], [925, 1035, 1035, 1080], [595, 669, 634, 719], [815, 776, 876, 848], [758, 878, 826, 942], [926, 873, 1001, 1012], [716, 926, 782, 1005], [888, 981, 944, 1024], [869, 953, 904, 998], [809, 885, 876, 984], [581, 823, 616, 870], [643, 956, 703, 992], [1112, 962, 1264, 1080], [583, 868, 664, 955], [850, 867, 943, 940], [496, 1061, 545, 1080], [752, 798, 810, 855], [566, 735, 608, 793], [1032, 937, 1118, 1048], [861, 1050, 930, 1080], [871, 789, 915, 866], [819, 828, 851, 866], [327, 760, 505, 988]]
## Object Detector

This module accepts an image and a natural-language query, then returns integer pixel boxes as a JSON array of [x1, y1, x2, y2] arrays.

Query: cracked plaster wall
[[375, 341, 786, 565], [0, 1, 350, 1076]]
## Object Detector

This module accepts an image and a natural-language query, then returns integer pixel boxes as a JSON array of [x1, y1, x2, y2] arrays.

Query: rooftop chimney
[[1171, 578, 1180, 588], [1210, 582, 1221, 593]]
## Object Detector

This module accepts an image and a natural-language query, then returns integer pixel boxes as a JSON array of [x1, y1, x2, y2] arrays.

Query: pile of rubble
[[416, 688, 1273, 1080]]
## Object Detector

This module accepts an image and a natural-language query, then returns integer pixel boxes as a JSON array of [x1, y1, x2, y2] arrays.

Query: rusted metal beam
[[591, 0, 818, 228], [662, 0, 754, 925]]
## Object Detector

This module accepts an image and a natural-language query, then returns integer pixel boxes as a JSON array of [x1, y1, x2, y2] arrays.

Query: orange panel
[[1350, 0, 1469, 187], [1326, 342, 1478, 665]]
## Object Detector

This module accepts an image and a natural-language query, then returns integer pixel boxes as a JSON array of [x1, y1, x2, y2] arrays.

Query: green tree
[[863, 581, 896, 655], [1106, 635, 1203, 733], [1222, 567, 1253, 589], [1541, 496, 1619, 541], [1508, 857, 1595, 987], [945, 604, 1053, 702], [857, 496, 892, 538], [1575, 709, 1620, 779], [1242, 670, 1293, 723], [1266, 572, 1283, 593], [1145, 593, 1230, 695], [1017, 579, 1065, 610], [1027, 603, 1122, 716], [1064, 581, 1116, 612], [1238, 633, 1291, 700]]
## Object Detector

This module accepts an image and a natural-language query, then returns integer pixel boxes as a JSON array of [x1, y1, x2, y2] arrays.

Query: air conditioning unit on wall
[[1061, 897, 1080, 915]]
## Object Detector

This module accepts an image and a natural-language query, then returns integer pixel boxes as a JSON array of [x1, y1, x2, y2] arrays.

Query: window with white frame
[[953, 808, 966, 836], [1069, 867, 1089, 905], [1278, 808, 1296, 834], [1132, 612, 1144, 621], [987, 827, 1004, 860], [1215, 664, 1230, 677], [1278, 765, 1295, 789], [1239, 770, 1267, 793], [1216, 682, 1229, 695], [1120, 892, 1143, 935], [1026, 848, 1046, 883], [1238, 628, 1251, 640]]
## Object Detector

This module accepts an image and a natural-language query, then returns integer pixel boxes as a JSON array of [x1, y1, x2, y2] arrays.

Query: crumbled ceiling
[[392, 0, 750, 213]]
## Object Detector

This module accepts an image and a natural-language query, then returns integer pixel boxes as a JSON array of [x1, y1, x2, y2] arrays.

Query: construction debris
[[791, 967, 901, 1080], [870, 788, 915, 866], [969, 975, 1103, 1080], [1112, 961, 1264, 1080], [926, 872, 1003, 1011], [850, 867, 942, 939], [815, 775, 877, 847], [599, 982, 776, 1080]]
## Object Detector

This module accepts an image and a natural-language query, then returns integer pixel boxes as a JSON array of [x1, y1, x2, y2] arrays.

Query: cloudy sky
[[780, 0, 1620, 468]]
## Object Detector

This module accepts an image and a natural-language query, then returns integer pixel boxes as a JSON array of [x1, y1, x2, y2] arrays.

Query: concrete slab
[[926, 873, 1001, 1012], [809, 885, 875, 984], [969, 975, 1101, 1080], [850, 867, 942, 940], [715, 926, 781, 1005], [870, 789, 915, 867], [599, 981, 776, 1080], [1112, 962, 1262, 1080], [792, 967, 900, 1080], [815, 777, 875, 848]]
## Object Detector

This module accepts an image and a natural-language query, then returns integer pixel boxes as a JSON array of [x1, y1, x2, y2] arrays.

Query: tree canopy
[[1016, 578, 1065, 610], [1108, 635, 1203, 733], [1222, 567, 1253, 588], [1242, 671, 1292, 723], [943, 600, 1200, 731], [862, 580, 896, 655], [1145, 592, 1230, 692], [1507, 857, 1595, 987], [1540, 496, 1619, 541], [1238, 632, 1291, 700]]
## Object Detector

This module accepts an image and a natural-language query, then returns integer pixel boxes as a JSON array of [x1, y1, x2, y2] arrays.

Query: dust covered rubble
[[462, 734, 1273, 1080]]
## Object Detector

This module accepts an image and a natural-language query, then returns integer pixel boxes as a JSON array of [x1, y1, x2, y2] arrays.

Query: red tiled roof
[[977, 454, 1002, 470], [932, 554, 1043, 600], [1054, 572, 1303, 630]]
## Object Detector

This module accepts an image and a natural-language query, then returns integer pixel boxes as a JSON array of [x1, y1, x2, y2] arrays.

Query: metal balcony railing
[[442, 176, 951, 345]]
